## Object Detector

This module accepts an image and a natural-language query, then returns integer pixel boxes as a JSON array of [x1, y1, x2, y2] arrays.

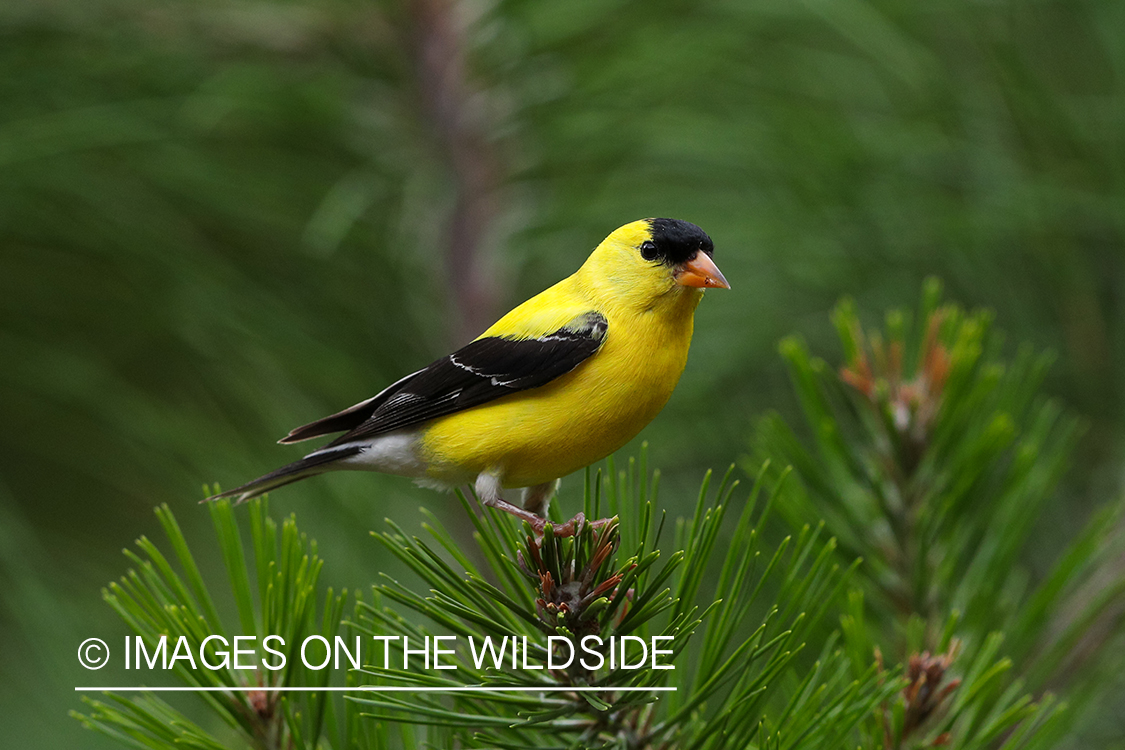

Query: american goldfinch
[[213, 218, 728, 533]]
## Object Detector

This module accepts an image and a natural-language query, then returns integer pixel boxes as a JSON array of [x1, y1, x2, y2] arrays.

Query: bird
[[211, 217, 729, 534]]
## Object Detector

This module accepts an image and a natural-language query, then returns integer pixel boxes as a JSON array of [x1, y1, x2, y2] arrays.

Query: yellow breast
[[419, 281, 700, 489]]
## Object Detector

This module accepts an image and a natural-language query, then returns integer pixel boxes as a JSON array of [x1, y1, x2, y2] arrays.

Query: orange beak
[[675, 252, 730, 289]]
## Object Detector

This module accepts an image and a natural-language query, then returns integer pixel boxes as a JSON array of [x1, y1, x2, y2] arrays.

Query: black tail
[[207, 445, 363, 504]]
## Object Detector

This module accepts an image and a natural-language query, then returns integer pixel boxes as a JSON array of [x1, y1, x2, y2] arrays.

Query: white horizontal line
[[75, 686, 675, 693]]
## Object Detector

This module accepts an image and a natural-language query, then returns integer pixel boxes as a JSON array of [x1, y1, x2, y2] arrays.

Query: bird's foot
[[482, 494, 553, 530], [480, 495, 612, 539], [536, 512, 614, 538]]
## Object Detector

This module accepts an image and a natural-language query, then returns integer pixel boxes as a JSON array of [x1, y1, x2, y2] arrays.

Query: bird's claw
[[531, 512, 613, 538], [479, 493, 612, 538]]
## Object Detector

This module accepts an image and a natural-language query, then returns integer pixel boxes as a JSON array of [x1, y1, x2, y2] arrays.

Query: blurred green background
[[2, 0, 1122, 745]]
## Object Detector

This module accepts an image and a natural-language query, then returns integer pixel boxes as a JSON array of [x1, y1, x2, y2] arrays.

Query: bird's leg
[[475, 474, 605, 538], [522, 481, 613, 536], [521, 480, 558, 517], [485, 494, 552, 529], [545, 512, 614, 537], [476, 472, 549, 530]]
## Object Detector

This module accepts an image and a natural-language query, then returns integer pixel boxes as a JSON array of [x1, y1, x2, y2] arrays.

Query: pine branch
[[756, 278, 1125, 749], [75, 457, 891, 750]]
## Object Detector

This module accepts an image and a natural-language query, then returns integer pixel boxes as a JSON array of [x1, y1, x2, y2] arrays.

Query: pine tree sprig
[[757, 280, 1125, 748]]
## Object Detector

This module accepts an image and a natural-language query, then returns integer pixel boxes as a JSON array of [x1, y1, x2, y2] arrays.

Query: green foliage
[[74, 500, 352, 749], [76, 462, 900, 750], [755, 280, 1125, 748], [354, 462, 888, 749]]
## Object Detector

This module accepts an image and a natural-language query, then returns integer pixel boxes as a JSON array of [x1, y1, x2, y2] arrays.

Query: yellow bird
[[213, 218, 729, 533]]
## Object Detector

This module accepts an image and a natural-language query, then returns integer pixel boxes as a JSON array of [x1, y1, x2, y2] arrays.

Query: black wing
[[280, 311, 608, 446]]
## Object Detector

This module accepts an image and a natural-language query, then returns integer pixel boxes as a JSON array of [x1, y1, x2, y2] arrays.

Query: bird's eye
[[640, 240, 659, 261]]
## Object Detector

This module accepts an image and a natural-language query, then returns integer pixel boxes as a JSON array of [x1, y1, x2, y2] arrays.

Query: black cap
[[643, 218, 714, 265]]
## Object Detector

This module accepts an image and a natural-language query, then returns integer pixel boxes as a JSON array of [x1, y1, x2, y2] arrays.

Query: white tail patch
[[327, 428, 428, 479]]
